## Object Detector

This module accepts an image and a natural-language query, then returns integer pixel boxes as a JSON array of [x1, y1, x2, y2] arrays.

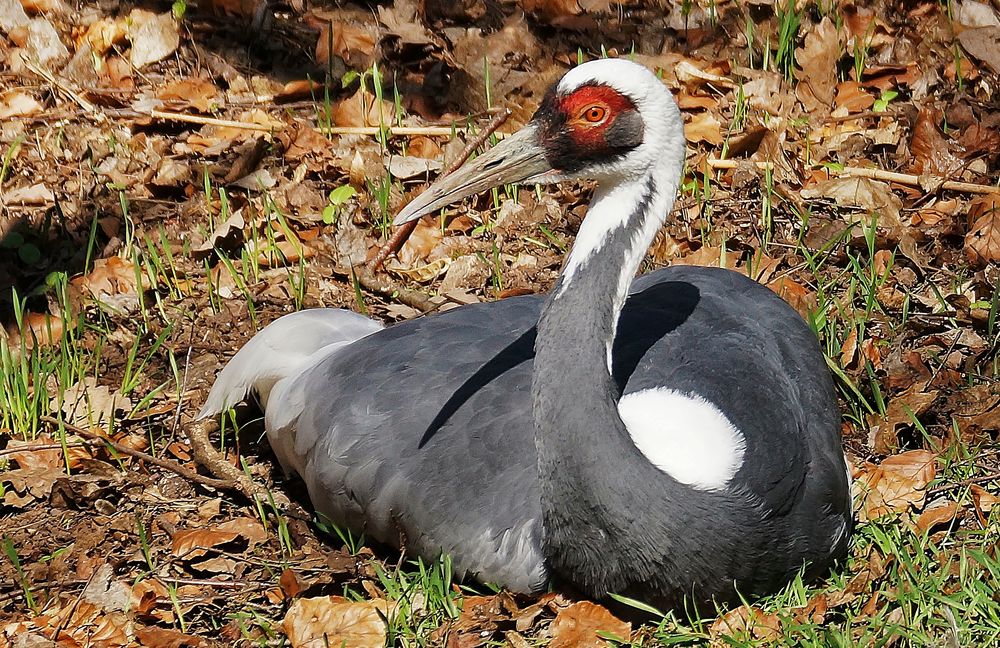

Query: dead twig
[[707, 158, 1000, 195], [838, 165, 1000, 196], [353, 109, 512, 311], [927, 471, 1000, 495], [22, 58, 98, 116], [149, 110, 492, 138], [365, 108, 512, 274], [321, 125, 493, 137], [39, 415, 233, 491], [150, 110, 277, 132]]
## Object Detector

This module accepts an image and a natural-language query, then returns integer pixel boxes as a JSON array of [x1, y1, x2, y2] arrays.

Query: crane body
[[201, 58, 852, 607]]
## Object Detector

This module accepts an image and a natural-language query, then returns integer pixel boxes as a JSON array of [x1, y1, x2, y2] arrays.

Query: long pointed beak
[[393, 124, 553, 226]]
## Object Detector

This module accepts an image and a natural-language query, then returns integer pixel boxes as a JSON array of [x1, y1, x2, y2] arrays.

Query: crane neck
[[531, 126, 687, 596]]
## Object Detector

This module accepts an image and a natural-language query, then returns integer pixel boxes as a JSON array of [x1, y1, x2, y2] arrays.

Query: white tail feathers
[[198, 309, 383, 420]]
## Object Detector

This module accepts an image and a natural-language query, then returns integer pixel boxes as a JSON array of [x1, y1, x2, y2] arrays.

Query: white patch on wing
[[617, 388, 746, 490]]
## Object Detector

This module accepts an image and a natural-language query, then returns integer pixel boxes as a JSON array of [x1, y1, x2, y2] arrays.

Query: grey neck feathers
[[531, 151, 737, 601]]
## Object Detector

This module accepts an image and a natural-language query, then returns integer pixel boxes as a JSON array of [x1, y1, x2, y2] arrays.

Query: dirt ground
[[2, 0, 1000, 645]]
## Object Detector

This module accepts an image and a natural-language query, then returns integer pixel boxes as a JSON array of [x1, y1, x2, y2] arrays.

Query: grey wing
[[271, 295, 550, 593], [619, 267, 847, 534]]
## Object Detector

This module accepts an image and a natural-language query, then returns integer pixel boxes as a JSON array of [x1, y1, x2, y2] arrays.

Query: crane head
[[394, 58, 680, 226]]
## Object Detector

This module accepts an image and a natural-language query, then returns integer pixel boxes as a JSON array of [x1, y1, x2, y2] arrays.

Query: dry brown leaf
[[5, 311, 66, 351], [80, 15, 129, 53], [5, 435, 73, 470], [332, 94, 399, 128], [840, 326, 859, 368], [971, 484, 998, 513], [766, 276, 817, 319], [675, 60, 734, 88], [741, 71, 794, 116], [280, 569, 305, 599], [0, 438, 91, 507], [54, 377, 133, 429], [442, 255, 491, 292], [276, 80, 324, 101], [397, 219, 445, 265], [709, 605, 782, 646], [216, 516, 268, 546], [283, 124, 333, 162], [801, 176, 927, 265], [965, 195, 1000, 266], [171, 517, 265, 559], [450, 15, 548, 121], [834, 81, 875, 113], [860, 338, 884, 369], [0, 90, 43, 119], [866, 385, 939, 454], [793, 593, 828, 625], [282, 596, 390, 648], [910, 108, 965, 178], [170, 528, 242, 560], [131, 579, 174, 623], [377, 0, 435, 45], [676, 91, 719, 110], [521, 0, 582, 20], [251, 236, 315, 268], [914, 499, 959, 534], [796, 17, 842, 112], [675, 245, 738, 269], [958, 26, 1000, 74], [3, 183, 54, 205], [958, 0, 1000, 28], [854, 449, 937, 521], [127, 10, 180, 69], [549, 601, 630, 648], [2, 467, 64, 506], [193, 210, 246, 256], [35, 600, 132, 647], [388, 155, 443, 180], [386, 257, 451, 282], [71, 255, 141, 309], [685, 111, 724, 146], [157, 78, 221, 113], [801, 177, 902, 221], [316, 21, 377, 67], [454, 594, 506, 633], [408, 137, 443, 160], [20, 0, 68, 11]]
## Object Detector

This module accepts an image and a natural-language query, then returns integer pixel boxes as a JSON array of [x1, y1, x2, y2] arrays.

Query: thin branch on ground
[[149, 109, 496, 138], [22, 59, 98, 115], [707, 158, 1000, 195], [353, 109, 512, 311], [366, 108, 512, 274], [39, 415, 233, 491], [927, 471, 1000, 495]]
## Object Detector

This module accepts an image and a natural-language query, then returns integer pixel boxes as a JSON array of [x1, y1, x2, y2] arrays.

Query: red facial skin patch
[[558, 85, 636, 148]]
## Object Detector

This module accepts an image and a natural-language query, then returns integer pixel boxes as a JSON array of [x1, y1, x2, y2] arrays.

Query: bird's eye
[[582, 106, 607, 123]]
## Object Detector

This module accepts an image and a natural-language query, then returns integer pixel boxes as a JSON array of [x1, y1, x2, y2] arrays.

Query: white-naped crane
[[200, 58, 851, 607]]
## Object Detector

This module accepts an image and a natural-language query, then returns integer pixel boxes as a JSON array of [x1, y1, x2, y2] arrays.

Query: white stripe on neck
[[554, 160, 682, 371]]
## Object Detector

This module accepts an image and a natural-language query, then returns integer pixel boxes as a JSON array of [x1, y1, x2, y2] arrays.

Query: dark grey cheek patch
[[605, 110, 644, 149]]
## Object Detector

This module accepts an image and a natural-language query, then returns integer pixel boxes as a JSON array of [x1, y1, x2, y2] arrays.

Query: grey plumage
[[200, 268, 849, 603]]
